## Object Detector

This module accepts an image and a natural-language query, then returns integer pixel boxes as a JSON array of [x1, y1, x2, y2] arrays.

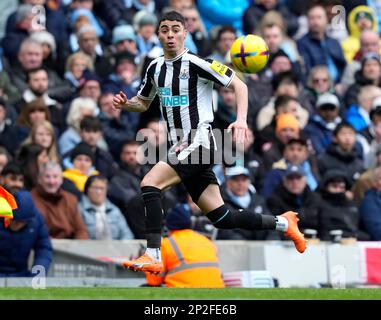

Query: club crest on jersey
[[179, 69, 189, 80]]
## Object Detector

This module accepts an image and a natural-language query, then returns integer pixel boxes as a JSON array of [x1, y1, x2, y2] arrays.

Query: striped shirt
[[137, 49, 235, 159]]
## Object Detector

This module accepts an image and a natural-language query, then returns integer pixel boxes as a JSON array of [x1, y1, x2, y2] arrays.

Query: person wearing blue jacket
[[360, 167, 381, 240], [297, 4, 346, 83], [0, 191, 52, 277]]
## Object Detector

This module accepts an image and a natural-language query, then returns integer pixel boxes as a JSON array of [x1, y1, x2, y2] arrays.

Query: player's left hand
[[227, 120, 249, 145]]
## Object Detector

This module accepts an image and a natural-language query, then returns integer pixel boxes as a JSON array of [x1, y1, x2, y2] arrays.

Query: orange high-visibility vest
[[146, 229, 225, 288]]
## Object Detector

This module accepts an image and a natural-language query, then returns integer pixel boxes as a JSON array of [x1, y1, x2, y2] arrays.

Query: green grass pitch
[[1, 288, 381, 300]]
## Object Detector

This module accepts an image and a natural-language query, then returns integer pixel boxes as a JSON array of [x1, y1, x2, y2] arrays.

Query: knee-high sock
[[206, 205, 277, 230], [141, 186, 163, 248]]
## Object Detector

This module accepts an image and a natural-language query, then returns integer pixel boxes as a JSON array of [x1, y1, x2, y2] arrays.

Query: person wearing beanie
[[0, 190, 52, 277], [261, 113, 302, 171], [62, 142, 99, 192], [344, 53, 381, 108], [145, 204, 225, 288], [110, 24, 138, 57], [317, 122, 364, 185], [134, 11, 161, 56]]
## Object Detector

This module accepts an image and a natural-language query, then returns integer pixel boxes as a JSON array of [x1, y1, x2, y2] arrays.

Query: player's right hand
[[113, 91, 128, 110]]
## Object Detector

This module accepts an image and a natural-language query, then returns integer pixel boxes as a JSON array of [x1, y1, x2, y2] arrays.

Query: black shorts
[[165, 144, 219, 203]]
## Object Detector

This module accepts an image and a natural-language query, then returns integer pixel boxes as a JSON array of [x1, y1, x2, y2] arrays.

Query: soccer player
[[113, 11, 307, 274]]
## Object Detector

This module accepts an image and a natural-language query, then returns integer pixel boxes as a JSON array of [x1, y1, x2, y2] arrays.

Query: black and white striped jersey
[[137, 48, 235, 158]]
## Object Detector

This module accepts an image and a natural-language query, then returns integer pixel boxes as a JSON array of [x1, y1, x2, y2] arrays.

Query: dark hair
[[121, 139, 140, 150], [1, 162, 23, 177], [16, 144, 45, 189], [286, 138, 308, 147], [26, 66, 48, 83], [333, 121, 356, 136], [80, 115, 101, 132], [274, 95, 298, 111], [272, 71, 299, 91], [158, 10, 186, 28], [216, 25, 236, 41], [84, 174, 107, 195]]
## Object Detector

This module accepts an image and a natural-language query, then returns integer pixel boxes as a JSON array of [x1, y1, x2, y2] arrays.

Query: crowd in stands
[[3, 0, 381, 276]]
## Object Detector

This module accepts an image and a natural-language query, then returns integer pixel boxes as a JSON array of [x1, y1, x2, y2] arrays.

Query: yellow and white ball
[[230, 34, 270, 74]]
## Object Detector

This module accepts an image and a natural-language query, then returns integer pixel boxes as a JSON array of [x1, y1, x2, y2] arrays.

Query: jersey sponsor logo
[[210, 60, 228, 76], [160, 95, 189, 107], [179, 69, 190, 80], [158, 87, 189, 107]]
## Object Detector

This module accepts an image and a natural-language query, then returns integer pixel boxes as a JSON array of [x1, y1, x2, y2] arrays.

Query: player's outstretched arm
[[227, 74, 249, 144], [113, 91, 151, 113]]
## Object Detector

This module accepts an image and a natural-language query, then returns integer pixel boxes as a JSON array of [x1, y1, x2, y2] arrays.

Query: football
[[230, 34, 270, 74]]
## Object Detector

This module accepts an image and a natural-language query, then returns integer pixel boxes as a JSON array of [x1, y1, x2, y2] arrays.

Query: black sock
[[206, 205, 276, 230], [141, 186, 163, 248]]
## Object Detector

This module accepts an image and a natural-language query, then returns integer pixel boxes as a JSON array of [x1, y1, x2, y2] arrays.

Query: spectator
[[104, 51, 140, 98], [342, 5, 378, 63], [345, 84, 381, 132], [62, 142, 98, 192], [304, 93, 342, 155], [0, 98, 19, 156], [78, 175, 134, 240], [0, 69, 22, 105], [259, 11, 301, 64], [353, 159, 381, 205], [58, 97, 98, 155], [29, 30, 59, 73], [18, 67, 64, 134], [255, 71, 309, 131], [16, 143, 49, 190], [182, 6, 212, 57], [0, 147, 12, 174], [21, 120, 59, 163], [2, 4, 44, 65], [63, 116, 117, 179], [319, 169, 366, 240], [0, 190, 52, 277], [344, 53, 381, 108], [76, 25, 112, 79], [262, 138, 319, 198], [99, 0, 157, 29], [207, 25, 237, 64], [108, 140, 150, 236], [146, 203, 225, 288], [0, 162, 25, 195], [341, 30, 381, 90], [363, 104, 381, 166], [267, 164, 330, 240], [262, 113, 301, 170], [317, 122, 364, 185], [297, 4, 346, 83], [219, 166, 273, 240], [304, 65, 337, 112], [77, 69, 102, 104], [31, 161, 88, 239], [133, 11, 161, 56], [16, 97, 51, 143], [7, 38, 71, 103], [64, 52, 94, 91], [243, 0, 299, 37], [98, 90, 137, 159], [359, 166, 381, 240], [107, 24, 139, 64]]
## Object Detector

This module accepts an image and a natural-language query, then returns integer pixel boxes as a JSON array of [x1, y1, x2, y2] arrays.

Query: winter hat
[[13, 191, 36, 221], [78, 69, 101, 89], [30, 31, 57, 54], [316, 93, 340, 109], [15, 4, 33, 23], [70, 142, 95, 163], [134, 11, 157, 29], [276, 113, 300, 135], [320, 169, 351, 190], [112, 25, 136, 44], [166, 204, 192, 230], [361, 52, 381, 68], [284, 164, 306, 179]]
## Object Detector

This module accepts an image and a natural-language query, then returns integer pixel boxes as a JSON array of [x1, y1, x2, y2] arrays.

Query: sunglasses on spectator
[[313, 78, 329, 84], [319, 104, 337, 111]]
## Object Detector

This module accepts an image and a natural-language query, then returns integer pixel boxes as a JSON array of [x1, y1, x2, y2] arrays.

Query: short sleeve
[[137, 61, 157, 101]]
